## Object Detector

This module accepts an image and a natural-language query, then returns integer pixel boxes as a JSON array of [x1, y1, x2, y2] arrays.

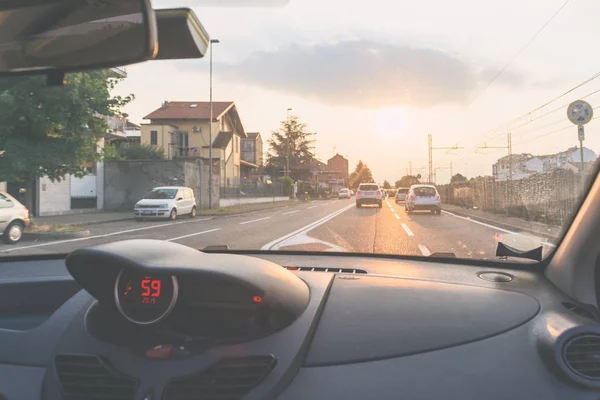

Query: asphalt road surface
[[0, 198, 556, 260]]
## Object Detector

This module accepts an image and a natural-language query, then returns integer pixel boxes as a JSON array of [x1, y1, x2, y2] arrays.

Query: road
[[0, 198, 555, 260]]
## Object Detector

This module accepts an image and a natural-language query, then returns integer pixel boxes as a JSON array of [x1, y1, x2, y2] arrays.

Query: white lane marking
[[389, 207, 395, 213], [1, 218, 214, 252], [239, 216, 271, 225], [283, 210, 300, 215], [442, 210, 556, 248], [307, 205, 319, 209], [401, 223, 415, 237], [261, 203, 354, 250], [394, 213, 401, 220], [167, 228, 221, 242], [418, 244, 431, 256]]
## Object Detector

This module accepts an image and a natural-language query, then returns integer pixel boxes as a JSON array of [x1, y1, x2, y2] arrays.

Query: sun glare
[[376, 107, 409, 138]]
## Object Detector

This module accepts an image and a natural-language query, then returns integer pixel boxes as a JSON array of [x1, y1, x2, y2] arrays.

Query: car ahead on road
[[395, 187, 410, 204], [0, 191, 30, 244], [405, 185, 442, 215], [134, 186, 197, 221], [338, 188, 351, 199], [356, 183, 383, 208]]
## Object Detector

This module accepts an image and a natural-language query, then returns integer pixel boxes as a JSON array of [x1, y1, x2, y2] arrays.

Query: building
[[307, 154, 350, 192], [141, 101, 247, 189], [492, 146, 597, 181], [241, 132, 263, 180], [124, 121, 141, 144]]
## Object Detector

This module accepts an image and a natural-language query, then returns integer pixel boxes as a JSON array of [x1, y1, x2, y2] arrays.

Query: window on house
[[150, 130, 158, 145]]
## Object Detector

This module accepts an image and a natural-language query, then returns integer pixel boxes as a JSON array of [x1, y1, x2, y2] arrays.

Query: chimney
[[162, 101, 169, 108]]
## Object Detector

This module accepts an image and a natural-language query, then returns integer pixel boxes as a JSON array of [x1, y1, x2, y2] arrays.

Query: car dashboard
[[0, 239, 599, 400]]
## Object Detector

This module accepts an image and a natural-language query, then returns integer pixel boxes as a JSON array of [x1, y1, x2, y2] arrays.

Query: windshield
[[144, 189, 177, 200], [0, 0, 597, 264]]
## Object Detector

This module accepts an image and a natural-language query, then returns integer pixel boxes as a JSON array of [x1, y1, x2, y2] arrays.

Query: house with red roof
[[141, 101, 247, 188]]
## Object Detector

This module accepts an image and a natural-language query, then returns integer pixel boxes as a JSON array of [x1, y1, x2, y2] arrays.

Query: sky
[[114, 0, 600, 185]]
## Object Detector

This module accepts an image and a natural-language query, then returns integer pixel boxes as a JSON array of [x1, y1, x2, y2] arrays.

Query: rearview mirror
[[154, 8, 209, 60], [0, 0, 157, 76]]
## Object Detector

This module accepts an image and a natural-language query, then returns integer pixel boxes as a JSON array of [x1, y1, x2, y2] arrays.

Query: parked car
[[395, 187, 410, 203], [338, 188, 351, 199], [134, 186, 196, 220], [0, 191, 30, 244], [405, 185, 442, 215], [356, 183, 382, 208]]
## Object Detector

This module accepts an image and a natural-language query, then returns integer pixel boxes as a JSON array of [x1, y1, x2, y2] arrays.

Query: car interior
[[3, 1, 600, 400]]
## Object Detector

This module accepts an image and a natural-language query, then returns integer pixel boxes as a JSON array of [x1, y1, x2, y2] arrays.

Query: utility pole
[[286, 108, 292, 177], [208, 38, 220, 209], [428, 134, 463, 184], [450, 161, 453, 179], [409, 160, 412, 176]]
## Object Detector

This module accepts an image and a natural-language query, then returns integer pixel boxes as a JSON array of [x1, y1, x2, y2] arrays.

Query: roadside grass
[[27, 223, 86, 233]]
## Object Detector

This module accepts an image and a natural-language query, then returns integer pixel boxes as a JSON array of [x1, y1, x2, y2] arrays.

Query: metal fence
[[437, 169, 592, 226]]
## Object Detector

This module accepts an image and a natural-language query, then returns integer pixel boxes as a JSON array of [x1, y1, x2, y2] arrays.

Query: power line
[[476, 70, 600, 145], [469, 0, 572, 106]]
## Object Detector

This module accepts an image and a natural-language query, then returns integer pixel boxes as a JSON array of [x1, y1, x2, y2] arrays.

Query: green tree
[[103, 143, 165, 161], [0, 71, 133, 183], [450, 173, 468, 184], [349, 160, 375, 189], [395, 175, 420, 188], [266, 116, 315, 180], [382, 180, 392, 189]]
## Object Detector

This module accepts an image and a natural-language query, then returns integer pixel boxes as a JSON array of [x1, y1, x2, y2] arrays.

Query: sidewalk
[[33, 211, 133, 227], [442, 204, 563, 240]]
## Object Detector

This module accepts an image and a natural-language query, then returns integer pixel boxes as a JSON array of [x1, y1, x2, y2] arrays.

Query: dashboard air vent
[[284, 266, 367, 274], [564, 335, 600, 380], [563, 302, 600, 321], [163, 355, 276, 400], [54, 354, 138, 400]]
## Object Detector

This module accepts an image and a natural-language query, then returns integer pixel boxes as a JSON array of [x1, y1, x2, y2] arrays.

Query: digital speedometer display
[[114, 269, 178, 324]]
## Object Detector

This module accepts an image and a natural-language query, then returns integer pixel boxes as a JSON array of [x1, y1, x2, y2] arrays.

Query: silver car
[[0, 191, 31, 244], [405, 185, 442, 215]]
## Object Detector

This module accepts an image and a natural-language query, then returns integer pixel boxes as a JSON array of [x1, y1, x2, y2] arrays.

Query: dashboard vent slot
[[284, 266, 367, 274], [163, 355, 276, 400], [54, 354, 138, 400], [564, 335, 600, 380], [563, 302, 600, 321]]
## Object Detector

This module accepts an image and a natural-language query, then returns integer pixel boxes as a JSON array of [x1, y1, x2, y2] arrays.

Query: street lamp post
[[208, 39, 220, 209]]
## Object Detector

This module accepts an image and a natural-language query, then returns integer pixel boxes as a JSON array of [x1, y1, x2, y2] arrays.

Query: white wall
[[0, 182, 5, 191], [219, 196, 289, 207], [38, 176, 71, 216], [71, 175, 97, 198]]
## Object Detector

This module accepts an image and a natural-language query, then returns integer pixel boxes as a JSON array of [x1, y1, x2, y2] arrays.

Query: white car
[[339, 188, 351, 199], [356, 183, 383, 208], [395, 187, 410, 203], [405, 185, 442, 215], [0, 191, 30, 244], [134, 186, 196, 220]]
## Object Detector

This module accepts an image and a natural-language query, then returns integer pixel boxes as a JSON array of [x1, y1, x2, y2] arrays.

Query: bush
[[103, 143, 165, 161]]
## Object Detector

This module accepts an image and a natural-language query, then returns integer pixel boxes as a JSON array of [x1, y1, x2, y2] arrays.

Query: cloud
[[177, 39, 525, 108]]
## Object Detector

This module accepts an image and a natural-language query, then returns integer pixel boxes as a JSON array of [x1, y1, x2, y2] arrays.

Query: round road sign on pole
[[567, 100, 593, 125]]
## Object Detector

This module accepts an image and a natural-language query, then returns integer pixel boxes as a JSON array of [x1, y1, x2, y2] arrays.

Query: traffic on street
[[0, 196, 556, 261]]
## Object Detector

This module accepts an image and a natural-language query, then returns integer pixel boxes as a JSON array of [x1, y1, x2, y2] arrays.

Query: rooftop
[[144, 101, 235, 121]]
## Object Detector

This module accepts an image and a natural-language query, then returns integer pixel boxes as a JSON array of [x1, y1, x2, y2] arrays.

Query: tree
[[395, 175, 420, 188], [349, 160, 375, 189], [103, 143, 165, 161], [450, 173, 468, 184], [266, 116, 314, 181], [0, 71, 133, 183], [382, 180, 392, 189]]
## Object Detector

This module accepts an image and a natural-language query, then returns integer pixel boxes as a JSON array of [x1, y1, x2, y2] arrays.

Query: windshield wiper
[[496, 242, 542, 262]]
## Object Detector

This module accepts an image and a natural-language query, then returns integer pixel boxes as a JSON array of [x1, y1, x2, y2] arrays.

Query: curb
[[443, 207, 560, 240], [25, 230, 91, 240]]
